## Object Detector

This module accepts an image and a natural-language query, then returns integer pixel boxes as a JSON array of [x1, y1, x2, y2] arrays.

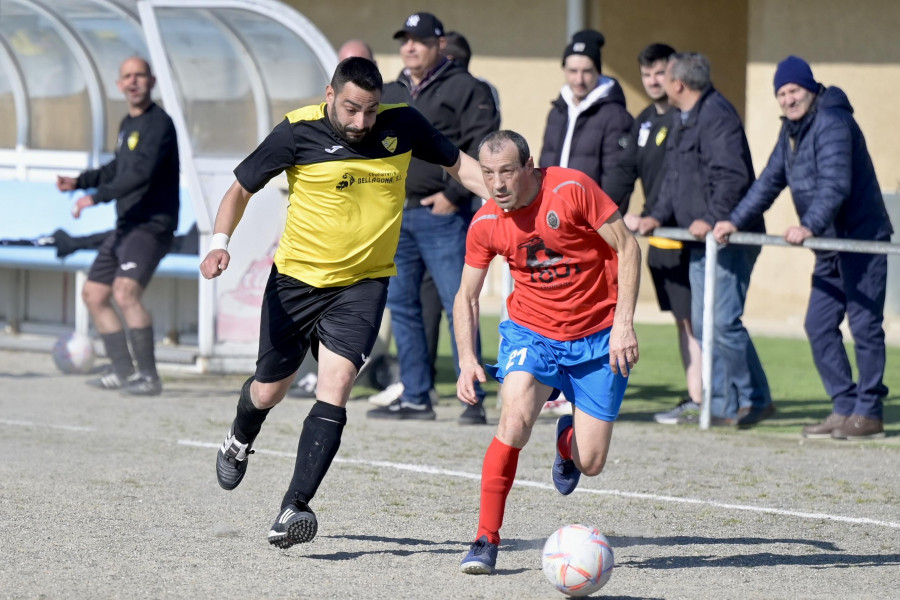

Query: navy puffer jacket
[[730, 85, 893, 241]]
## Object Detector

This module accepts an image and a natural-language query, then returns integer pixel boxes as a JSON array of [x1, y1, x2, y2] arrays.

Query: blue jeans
[[805, 251, 888, 419], [387, 206, 485, 406], [689, 245, 771, 420]]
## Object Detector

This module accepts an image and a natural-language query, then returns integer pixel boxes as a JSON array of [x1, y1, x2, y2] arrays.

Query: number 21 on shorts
[[506, 347, 528, 369]]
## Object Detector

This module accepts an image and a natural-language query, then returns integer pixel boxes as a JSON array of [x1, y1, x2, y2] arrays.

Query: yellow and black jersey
[[234, 102, 459, 287]]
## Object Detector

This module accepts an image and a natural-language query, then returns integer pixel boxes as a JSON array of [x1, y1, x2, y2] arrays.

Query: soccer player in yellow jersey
[[199, 57, 489, 548]]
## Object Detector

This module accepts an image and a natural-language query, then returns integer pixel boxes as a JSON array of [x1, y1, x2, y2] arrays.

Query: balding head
[[338, 40, 375, 63], [119, 56, 152, 79], [117, 56, 155, 115]]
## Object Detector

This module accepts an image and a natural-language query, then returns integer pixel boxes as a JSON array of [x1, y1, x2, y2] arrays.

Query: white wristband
[[210, 233, 230, 252]]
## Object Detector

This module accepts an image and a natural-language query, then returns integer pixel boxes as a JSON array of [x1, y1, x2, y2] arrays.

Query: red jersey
[[465, 167, 619, 341]]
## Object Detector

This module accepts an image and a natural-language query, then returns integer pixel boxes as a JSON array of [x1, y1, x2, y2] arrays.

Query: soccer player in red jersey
[[455, 130, 640, 574]]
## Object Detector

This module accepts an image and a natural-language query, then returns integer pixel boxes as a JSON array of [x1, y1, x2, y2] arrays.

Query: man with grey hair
[[636, 52, 774, 428]]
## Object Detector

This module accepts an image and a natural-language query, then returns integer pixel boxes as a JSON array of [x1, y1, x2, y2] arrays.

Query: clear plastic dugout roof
[[0, 0, 338, 362]]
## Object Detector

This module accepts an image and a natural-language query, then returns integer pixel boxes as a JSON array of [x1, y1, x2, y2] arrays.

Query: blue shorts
[[486, 320, 628, 422]]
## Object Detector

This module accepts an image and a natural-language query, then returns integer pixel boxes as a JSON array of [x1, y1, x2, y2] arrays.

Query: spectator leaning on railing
[[637, 52, 774, 428], [713, 55, 893, 440]]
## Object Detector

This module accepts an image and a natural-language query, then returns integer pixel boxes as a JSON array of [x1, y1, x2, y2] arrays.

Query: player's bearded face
[[327, 83, 380, 144], [329, 103, 367, 143]]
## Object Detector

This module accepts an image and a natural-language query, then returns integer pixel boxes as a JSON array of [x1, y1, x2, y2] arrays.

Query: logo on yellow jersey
[[127, 131, 139, 151], [655, 126, 668, 147], [336, 173, 355, 191], [381, 136, 397, 153]]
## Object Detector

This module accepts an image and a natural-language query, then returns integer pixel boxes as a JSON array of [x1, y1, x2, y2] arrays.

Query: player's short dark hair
[[331, 57, 383, 94], [478, 130, 530, 166], [638, 43, 675, 67]]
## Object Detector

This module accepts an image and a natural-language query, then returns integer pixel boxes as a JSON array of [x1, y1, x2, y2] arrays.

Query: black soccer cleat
[[120, 372, 162, 396], [268, 502, 318, 549], [86, 371, 126, 390], [216, 427, 254, 490], [552, 414, 581, 495]]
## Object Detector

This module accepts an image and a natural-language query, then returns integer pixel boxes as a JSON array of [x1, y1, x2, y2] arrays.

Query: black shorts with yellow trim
[[646, 237, 692, 320], [255, 266, 388, 383]]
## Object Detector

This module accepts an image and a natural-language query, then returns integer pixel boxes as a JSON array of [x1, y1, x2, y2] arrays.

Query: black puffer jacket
[[382, 59, 499, 211], [539, 77, 633, 200]]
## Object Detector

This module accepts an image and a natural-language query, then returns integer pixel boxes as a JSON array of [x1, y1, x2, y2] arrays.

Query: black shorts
[[255, 266, 389, 383], [88, 226, 173, 289], [647, 244, 692, 320]]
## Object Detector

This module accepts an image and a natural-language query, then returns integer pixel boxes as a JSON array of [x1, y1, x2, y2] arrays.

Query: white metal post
[[75, 270, 89, 337], [699, 233, 718, 430]]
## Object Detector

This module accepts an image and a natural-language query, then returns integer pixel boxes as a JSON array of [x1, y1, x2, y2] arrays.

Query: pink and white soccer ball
[[542, 524, 614, 596], [52, 332, 95, 374]]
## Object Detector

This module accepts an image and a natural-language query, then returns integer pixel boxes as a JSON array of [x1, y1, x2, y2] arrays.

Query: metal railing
[[650, 227, 900, 429]]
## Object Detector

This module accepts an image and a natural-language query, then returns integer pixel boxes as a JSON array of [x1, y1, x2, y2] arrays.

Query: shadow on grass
[[620, 383, 900, 436]]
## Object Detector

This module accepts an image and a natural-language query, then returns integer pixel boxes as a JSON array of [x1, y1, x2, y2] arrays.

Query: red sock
[[557, 425, 573, 460], [475, 437, 520, 545]]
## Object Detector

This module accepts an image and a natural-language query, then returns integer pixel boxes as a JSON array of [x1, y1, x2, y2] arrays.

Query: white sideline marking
[[178, 440, 900, 530], [0, 418, 95, 432]]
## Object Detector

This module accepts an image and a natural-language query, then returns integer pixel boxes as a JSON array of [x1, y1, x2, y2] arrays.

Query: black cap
[[562, 29, 605, 72], [393, 12, 445, 40]]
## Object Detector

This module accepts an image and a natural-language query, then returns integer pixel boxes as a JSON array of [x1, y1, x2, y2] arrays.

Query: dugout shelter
[[0, 0, 338, 371]]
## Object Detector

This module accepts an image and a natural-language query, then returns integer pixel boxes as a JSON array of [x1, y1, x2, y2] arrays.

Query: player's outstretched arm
[[200, 180, 253, 280], [443, 152, 491, 201], [597, 213, 641, 376], [453, 264, 489, 405]]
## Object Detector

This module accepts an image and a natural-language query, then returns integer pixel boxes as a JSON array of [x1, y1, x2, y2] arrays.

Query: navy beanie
[[773, 55, 818, 95]]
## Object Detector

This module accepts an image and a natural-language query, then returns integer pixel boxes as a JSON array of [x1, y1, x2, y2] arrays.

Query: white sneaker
[[368, 382, 404, 406]]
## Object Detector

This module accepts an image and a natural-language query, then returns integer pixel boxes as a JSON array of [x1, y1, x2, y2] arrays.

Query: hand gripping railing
[[649, 227, 900, 430]]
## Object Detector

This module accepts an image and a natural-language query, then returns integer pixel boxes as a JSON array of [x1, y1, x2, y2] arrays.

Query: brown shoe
[[831, 415, 886, 440], [801, 413, 848, 439]]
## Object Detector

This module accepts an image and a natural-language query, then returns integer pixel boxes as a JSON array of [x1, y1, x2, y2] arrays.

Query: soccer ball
[[542, 524, 614, 597], [52, 332, 96, 374]]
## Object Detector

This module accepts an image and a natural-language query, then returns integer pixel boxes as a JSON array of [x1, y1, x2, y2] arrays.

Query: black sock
[[100, 330, 134, 378], [281, 401, 347, 509], [129, 326, 157, 378], [232, 376, 271, 445]]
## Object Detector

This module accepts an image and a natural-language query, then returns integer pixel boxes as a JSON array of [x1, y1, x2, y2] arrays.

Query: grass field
[[385, 316, 900, 439]]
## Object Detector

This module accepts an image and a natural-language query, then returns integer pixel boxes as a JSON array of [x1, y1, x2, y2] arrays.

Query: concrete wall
[[286, 0, 899, 339], [286, 0, 567, 156], [742, 0, 900, 333]]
